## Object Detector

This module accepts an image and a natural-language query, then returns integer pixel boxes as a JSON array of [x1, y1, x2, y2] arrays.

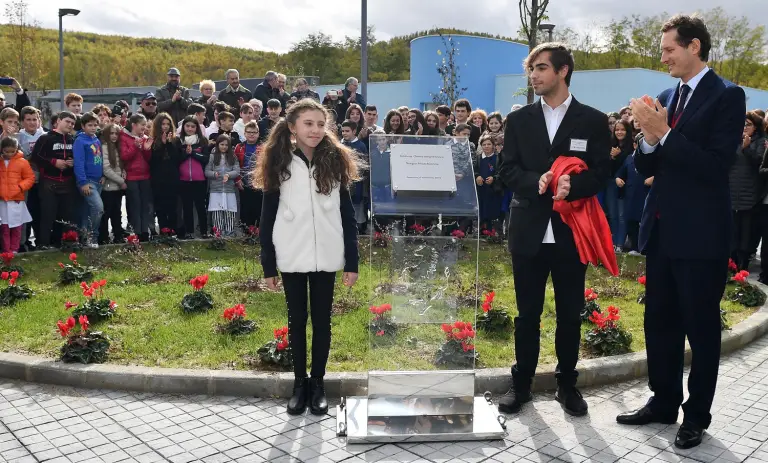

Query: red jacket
[[551, 156, 618, 276], [119, 130, 151, 181]]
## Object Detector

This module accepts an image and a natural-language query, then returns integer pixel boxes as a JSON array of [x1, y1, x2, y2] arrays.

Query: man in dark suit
[[616, 15, 746, 449], [496, 43, 610, 416]]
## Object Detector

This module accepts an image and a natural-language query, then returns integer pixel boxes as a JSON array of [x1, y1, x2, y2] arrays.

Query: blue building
[[316, 34, 768, 116]]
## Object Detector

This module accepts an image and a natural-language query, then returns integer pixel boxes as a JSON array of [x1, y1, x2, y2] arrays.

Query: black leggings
[[282, 271, 336, 379], [99, 190, 125, 243], [153, 188, 178, 232], [179, 181, 208, 237], [240, 187, 263, 228]]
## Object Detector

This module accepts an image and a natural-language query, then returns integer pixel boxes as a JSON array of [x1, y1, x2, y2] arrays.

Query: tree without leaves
[[430, 32, 468, 108], [3, 0, 41, 88], [518, 0, 550, 103]]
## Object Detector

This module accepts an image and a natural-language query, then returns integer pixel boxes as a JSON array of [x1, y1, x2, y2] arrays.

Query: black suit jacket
[[497, 97, 611, 257], [635, 69, 746, 260]]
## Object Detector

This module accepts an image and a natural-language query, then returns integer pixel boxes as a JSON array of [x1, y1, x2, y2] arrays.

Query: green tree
[[605, 18, 632, 68]]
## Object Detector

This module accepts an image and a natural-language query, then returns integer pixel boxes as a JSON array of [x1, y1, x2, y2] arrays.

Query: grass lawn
[[0, 240, 755, 372]]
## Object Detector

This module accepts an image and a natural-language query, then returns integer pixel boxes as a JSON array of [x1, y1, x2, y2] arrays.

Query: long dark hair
[[100, 123, 122, 169], [406, 109, 427, 135], [212, 134, 236, 167], [383, 110, 404, 135], [423, 111, 441, 136], [151, 112, 175, 150], [253, 99, 360, 194], [179, 115, 205, 142], [612, 120, 633, 150]]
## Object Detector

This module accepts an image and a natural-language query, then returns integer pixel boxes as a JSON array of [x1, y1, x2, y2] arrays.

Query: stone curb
[[2, 278, 767, 399]]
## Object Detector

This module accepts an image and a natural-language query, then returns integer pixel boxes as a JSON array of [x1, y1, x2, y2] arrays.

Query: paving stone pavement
[[2, 335, 768, 463]]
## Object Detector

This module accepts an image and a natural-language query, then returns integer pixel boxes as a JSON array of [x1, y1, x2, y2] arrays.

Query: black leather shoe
[[308, 377, 328, 415], [497, 384, 532, 414], [617, 404, 678, 425], [286, 377, 309, 415], [555, 386, 588, 416], [675, 421, 705, 449]]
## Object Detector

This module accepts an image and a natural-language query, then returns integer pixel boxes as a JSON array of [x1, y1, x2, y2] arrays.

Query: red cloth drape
[[550, 156, 619, 276]]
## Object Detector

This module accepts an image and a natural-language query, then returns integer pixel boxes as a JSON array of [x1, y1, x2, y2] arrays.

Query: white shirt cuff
[[15, 88, 23, 95], [658, 129, 671, 146], [639, 129, 672, 153]]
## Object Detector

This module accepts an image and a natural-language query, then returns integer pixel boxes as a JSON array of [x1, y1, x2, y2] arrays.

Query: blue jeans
[[80, 181, 104, 242], [604, 180, 625, 248]]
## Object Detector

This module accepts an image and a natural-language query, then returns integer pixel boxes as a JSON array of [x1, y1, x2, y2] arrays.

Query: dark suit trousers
[[512, 243, 586, 388], [644, 226, 726, 428]]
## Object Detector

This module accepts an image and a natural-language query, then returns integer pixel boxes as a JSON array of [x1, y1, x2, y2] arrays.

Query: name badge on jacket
[[569, 138, 588, 152]]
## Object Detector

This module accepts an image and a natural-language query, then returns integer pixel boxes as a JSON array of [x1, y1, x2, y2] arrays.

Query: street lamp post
[[538, 23, 555, 42], [360, 0, 368, 101], [58, 8, 80, 110]]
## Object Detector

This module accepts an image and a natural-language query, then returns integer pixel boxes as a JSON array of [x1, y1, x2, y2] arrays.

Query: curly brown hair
[[252, 99, 360, 194]]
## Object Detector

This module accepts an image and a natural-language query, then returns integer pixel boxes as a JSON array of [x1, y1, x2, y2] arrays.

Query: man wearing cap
[[138, 93, 158, 121], [156, 68, 191, 125]]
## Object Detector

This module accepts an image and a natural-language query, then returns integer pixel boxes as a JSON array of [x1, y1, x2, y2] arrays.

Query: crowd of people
[[0, 68, 766, 279]]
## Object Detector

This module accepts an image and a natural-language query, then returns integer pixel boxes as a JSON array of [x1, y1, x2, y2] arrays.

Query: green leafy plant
[[257, 326, 292, 369], [242, 226, 260, 246], [125, 234, 142, 252], [68, 280, 117, 322], [57, 315, 110, 364], [181, 274, 214, 313], [581, 288, 601, 323], [636, 275, 646, 304], [216, 304, 256, 335], [434, 321, 478, 368], [720, 308, 730, 331], [60, 230, 82, 252], [208, 227, 227, 251], [481, 228, 503, 244], [583, 306, 633, 356], [0, 271, 33, 306], [154, 228, 180, 247], [58, 252, 95, 285], [477, 291, 512, 333], [727, 271, 767, 307]]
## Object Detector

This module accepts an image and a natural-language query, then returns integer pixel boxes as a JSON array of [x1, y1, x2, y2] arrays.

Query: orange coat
[[551, 156, 619, 276], [0, 151, 35, 202]]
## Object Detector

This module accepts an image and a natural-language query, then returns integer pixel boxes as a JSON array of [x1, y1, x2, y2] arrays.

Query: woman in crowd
[[198, 79, 217, 127], [255, 99, 359, 416], [119, 114, 153, 241], [470, 109, 488, 133], [206, 134, 240, 236], [424, 111, 445, 136], [405, 109, 427, 135], [731, 111, 766, 271], [99, 123, 126, 244], [383, 110, 405, 135], [174, 115, 209, 239], [149, 113, 179, 233], [605, 120, 633, 252], [607, 112, 620, 133], [345, 104, 364, 136]]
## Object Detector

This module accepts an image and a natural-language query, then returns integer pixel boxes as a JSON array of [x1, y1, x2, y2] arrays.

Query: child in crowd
[[0, 137, 34, 253], [205, 101, 229, 137], [233, 103, 255, 141], [92, 104, 112, 129], [177, 103, 206, 135], [119, 114, 153, 241], [495, 134, 512, 236], [65, 93, 83, 131], [258, 99, 282, 143], [208, 111, 241, 149], [150, 113, 179, 233], [255, 99, 359, 416], [234, 121, 262, 228], [205, 134, 240, 236], [0, 107, 19, 140], [73, 112, 104, 248], [448, 123, 475, 234], [174, 115, 209, 238], [99, 123, 126, 244], [17, 106, 43, 250], [474, 134, 503, 233], [340, 120, 369, 234]]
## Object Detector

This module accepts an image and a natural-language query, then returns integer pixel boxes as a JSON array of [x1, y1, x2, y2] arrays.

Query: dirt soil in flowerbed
[[0, 240, 755, 371]]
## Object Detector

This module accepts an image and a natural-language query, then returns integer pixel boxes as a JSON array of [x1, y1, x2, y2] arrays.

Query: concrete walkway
[[2, 335, 768, 463]]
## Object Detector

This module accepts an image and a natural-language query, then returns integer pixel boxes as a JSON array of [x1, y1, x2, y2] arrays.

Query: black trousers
[[38, 178, 76, 247], [179, 181, 207, 237], [282, 271, 336, 379], [240, 187, 263, 228], [23, 183, 40, 246], [760, 205, 768, 279], [732, 208, 755, 270], [126, 180, 153, 236], [626, 220, 640, 252], [153, 187, 178, 232], [99, 190, 125, 243], [511, 244, 586, 388], [644, 227, 726, 428]]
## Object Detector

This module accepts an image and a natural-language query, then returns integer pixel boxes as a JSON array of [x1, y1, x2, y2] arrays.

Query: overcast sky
[[20, 0, 768, 54]]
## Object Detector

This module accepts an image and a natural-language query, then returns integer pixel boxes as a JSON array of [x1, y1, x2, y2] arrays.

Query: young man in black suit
[[617, 15, 746, 449], [496, 43, 610, 416]]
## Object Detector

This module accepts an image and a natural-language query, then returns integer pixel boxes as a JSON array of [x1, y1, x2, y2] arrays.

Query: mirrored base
[[337, 396, 507, 443]]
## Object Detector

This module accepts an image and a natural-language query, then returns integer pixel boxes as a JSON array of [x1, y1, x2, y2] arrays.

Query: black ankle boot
[[287, 377, 309, 415], [309, 377, 328, 415]]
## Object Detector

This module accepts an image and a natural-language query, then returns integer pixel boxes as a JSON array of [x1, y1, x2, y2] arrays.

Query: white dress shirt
[[540, 93, 573, 243], [640, 65, 710, 153]]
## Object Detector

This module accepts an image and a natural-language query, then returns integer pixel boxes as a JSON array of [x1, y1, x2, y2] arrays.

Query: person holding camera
[[0, 76, 31, 111], [156, 68, 192, 127]]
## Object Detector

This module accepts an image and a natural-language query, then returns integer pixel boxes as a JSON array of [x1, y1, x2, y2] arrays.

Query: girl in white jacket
[[254, 99, 360, 417]]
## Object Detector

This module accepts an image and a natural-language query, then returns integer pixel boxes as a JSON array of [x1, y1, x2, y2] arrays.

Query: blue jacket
[[342, 138, 368, 204], [616, 153, 650, 222], [73, 132, 103, 187]]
